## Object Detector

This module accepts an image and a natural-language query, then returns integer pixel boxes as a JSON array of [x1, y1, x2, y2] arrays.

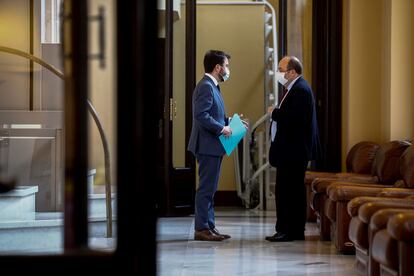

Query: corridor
[[157, 208, 355, 276]]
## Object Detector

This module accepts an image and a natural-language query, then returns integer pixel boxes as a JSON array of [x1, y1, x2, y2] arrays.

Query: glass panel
[[0, 0, 64, 254], [87, 0, 116, 252], [0, 0, 117, 254]]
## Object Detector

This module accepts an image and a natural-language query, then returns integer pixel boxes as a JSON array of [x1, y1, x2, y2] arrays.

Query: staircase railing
[[235, 0, 279, 209], [0, 45, 113, 237]]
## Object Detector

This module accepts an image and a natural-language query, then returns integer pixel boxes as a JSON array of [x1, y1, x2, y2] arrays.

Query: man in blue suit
[[266, 56, 320, 242], [188, 50, 232, 241]]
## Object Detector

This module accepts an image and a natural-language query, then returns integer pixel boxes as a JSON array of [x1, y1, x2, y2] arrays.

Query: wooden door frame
[[312, 0, 343, 171], [160, 0, 196, 216]]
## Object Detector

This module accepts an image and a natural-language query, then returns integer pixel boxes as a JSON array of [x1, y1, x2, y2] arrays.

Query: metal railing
[[235, 113, 270, 208], [0, 45, 113, 237], [234, 0, 279, 209]]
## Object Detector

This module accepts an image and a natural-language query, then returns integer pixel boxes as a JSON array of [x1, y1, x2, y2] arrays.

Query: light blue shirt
[[286, 75, 301, 93]]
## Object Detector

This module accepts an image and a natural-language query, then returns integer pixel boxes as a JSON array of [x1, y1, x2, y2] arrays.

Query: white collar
[[286, 75, 301, 91], [205, 73, 219, 86]]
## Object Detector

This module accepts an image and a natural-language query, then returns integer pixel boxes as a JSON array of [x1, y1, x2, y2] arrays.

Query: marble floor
[[157, 208, 356, 276]]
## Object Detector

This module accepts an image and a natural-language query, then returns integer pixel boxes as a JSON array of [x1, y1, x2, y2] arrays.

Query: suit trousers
[[194, 154, 223, 231], [275, 160, 308, 235]]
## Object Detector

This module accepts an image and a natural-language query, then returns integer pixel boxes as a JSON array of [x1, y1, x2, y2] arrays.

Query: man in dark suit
[[188, 50, 232, 241], [266, 56, 320, 242]]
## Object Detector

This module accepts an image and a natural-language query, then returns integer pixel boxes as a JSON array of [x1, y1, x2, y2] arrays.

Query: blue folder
[[219, 113, 247, 156]]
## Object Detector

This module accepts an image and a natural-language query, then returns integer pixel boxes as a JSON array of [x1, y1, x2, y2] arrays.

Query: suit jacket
[[269, 76, 320, 167], [188, 75, 228, 156]]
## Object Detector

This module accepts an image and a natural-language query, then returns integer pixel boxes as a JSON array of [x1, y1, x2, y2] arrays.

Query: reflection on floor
[[157, 207, 355, 276]]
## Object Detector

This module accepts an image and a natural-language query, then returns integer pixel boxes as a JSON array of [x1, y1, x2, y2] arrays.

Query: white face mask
[[275, 71, 288, 86], [220, 68, 230, 82]]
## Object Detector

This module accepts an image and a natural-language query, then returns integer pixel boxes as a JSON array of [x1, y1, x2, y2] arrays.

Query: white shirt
[[286, 75, 301, 93], [205, 73, 219, 86]]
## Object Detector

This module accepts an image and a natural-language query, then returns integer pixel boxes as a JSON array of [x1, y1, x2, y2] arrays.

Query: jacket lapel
[[281, 76, 303, 108], [203, 75, 226, 117]]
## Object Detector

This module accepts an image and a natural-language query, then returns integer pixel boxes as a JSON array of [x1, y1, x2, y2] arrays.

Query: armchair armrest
[[387, 212, 414, 242], [376, 188, 414, 198], [348, 196, 382, 217], [358, 200, 414, 223], [311, 177, 341, 193], [311, 177, 380, 194], [305, 171, 337, 185], [341, 174, 378, 183], [327, 184, 383, 202], [371, 229, 398, 269], [370, 208, 414, 233]]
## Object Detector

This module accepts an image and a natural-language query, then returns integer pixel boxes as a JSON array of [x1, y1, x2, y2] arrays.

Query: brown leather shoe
[[210, 228, 231, 240], [194, 229, 225, 241]]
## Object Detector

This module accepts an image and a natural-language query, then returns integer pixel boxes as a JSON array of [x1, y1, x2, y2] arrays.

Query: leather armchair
[[372, 211, 414, 276], [305, 141, 379, 222], [311, 140, 409, 242], [325, 142, 412, 254], [348, 199, 414, 276]]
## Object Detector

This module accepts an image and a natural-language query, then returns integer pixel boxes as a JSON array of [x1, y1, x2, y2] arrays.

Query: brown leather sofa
[[308, 141, 380, 238], [305, 141, 380, 222], [311, 140, 408, 242], [326, 142, 412, 254], [372, 211, 414, 276], [348, 198, 414, 276]]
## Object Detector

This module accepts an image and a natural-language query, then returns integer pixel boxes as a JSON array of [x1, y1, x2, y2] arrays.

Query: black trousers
[[275, 160, 308, 235]]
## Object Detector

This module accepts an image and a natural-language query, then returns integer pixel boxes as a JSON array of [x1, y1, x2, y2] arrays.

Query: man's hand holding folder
[[219, 113, 248, 156]]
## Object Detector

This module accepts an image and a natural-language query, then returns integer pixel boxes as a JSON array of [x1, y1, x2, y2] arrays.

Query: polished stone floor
[[157, 208, 355, 276]]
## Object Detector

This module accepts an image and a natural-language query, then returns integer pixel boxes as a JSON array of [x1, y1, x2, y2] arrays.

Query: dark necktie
[[280, 86, 287, 101], [217, 85, 221, 92]]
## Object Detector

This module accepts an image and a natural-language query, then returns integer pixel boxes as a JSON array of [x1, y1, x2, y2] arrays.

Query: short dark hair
[[203, 50, 231, 73], [287, 56, 303, 75]]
